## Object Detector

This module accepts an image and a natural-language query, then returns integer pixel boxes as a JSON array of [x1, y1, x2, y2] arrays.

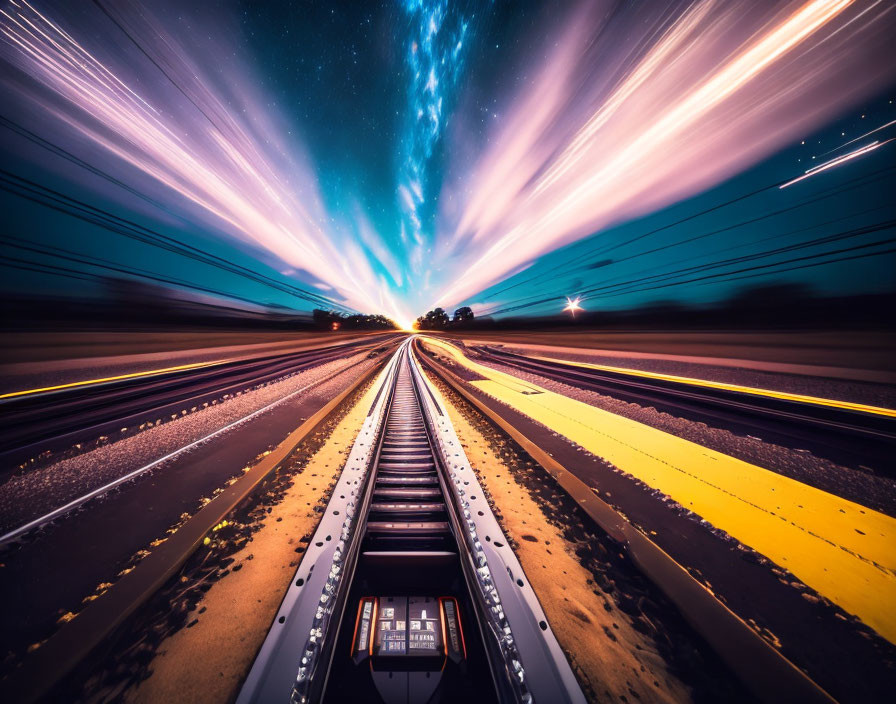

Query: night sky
[[1, 0, 894, 325]]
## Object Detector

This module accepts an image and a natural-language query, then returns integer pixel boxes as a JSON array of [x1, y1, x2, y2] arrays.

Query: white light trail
[[433, 0, 896, 310], [2, 1, 894, 320], [817, 118, 896, 157], [780, 139, 893, 188], [0, 0, 412, 323]]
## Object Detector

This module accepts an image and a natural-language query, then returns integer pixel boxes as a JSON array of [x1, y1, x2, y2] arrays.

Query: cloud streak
[[434, 0, 896, 308], [3, 0, 894, 322], [0, 0, 408, 320]]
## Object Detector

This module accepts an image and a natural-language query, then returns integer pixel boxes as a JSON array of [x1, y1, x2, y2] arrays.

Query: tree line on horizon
[[415, 306, 474, 330], [312, 309, 397, 330]]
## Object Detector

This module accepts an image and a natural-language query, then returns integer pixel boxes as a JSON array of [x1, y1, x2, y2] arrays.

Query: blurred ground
[[426, 368, 747, 703], [1, 330, 393, 364], [119, 375, 380, 704], [440, 330, 896, 383], [0, 330, 400, 395]]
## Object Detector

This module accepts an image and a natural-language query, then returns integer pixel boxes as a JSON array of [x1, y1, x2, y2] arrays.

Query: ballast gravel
[[474, 356, 896, 517], [0, 353, 375, 534]]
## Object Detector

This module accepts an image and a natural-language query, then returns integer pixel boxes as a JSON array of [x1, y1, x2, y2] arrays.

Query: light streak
[[433, 0, 896, 310], [816, 117, 896, 157], [0, 0, 412, 323], [531, 354, 896, 417], [0, 359, 226, 400], [2, 1, 894, 319], [780, 139, 893, 188]]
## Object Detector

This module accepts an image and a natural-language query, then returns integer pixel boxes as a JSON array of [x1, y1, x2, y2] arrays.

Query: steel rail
[[416, 339, 838, 704], [1, 335, 397, 464], [238, 339, 586, 703], [0, 355, 343, 544], [237, 342, 405, 704], [408, 342, 585, 704], [2, 352, 391, 703]]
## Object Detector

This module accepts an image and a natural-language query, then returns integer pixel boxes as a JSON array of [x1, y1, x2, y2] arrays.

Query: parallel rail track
[[2, 337, 852, 702], [4, 339, 583, 703], [473, 345, 896, 470], [0, 335, 394, 468], [416, 339, 838, 704], [2, 350, 391, 703]]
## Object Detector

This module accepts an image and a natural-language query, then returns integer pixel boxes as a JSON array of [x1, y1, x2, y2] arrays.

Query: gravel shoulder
[[0, 352, 371, 534], [473, 355, 896, 517], [112, 374, 382, 704], [427, 369, 749, 704]]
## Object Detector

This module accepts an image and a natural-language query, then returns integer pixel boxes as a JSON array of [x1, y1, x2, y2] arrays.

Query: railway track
[[239, 339, 585, 703], [0, 335, 394, 468], [0, 350, 390, 703], [473, 345, 896, 470], [2, 337, 851, 702]]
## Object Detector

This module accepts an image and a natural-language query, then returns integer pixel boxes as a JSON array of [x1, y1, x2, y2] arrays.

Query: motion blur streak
[[0, 0, 407, 321], [780, 139, 894, 188], [819, 117, 896, 155], [436, 0, 896, 308], [0, 360, 220, 400]]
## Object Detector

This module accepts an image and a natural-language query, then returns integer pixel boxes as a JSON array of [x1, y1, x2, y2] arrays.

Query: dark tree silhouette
[[415, 307, 450, 330], [454, 306, 475, 323], [312, 309, 397, 330], [453, 306, 474, 327]]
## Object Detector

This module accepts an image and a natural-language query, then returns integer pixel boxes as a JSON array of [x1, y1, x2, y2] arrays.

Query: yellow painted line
[[526, 354, 896, 418], [0, 360, 229, 400], [422, 337, 896, 644], [2, 336, 385, 401]]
